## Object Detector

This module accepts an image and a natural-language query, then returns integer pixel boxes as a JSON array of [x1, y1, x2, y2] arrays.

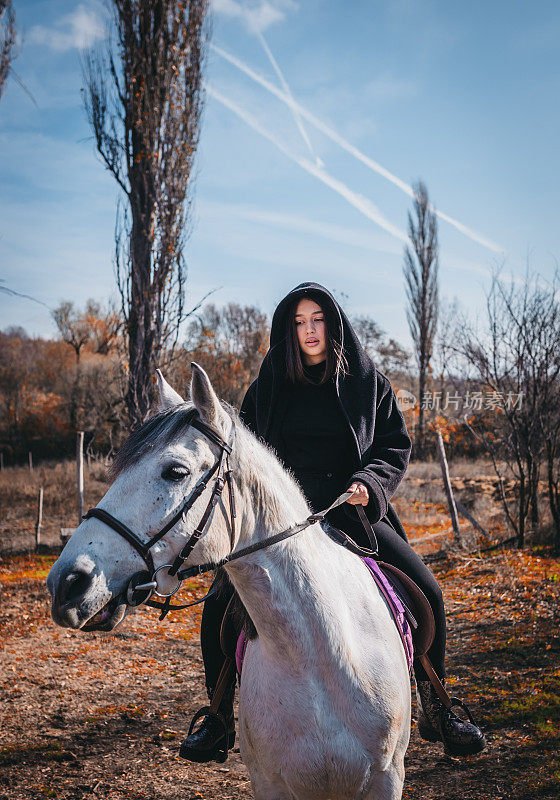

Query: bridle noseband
[[83, 411, 237, 620]]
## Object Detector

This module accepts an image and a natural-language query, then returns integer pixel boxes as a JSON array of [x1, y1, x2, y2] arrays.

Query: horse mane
[[111, 399, 309, 528], [219, 414, 311, 641]]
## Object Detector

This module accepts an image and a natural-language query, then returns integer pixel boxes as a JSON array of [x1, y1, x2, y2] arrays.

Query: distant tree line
[[3, 277, 560, 551], [0, 289, 490, 467], [0, 298, 415, 462], [0, 300, 127, 463]]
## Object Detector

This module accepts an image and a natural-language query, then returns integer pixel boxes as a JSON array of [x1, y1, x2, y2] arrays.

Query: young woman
[[180, 282, 486, 762]]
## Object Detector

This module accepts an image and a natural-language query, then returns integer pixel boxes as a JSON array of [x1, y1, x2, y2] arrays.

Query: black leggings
[[200, 518, 446, 697]]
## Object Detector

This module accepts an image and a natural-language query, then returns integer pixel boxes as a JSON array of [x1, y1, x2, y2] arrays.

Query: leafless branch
[[0, 0, 17, 102]]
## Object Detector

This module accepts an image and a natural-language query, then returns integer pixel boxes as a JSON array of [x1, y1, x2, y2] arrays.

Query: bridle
[[83, 410, 237, 620], [83, 408, 379, 622]]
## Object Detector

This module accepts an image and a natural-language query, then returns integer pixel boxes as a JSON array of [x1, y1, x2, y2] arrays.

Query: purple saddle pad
[[235, 557, 414, 675], [361, 557, 414, 672]]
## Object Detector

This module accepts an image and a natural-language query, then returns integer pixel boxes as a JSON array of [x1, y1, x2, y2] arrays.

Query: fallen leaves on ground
[[0, 545, 558, 800]]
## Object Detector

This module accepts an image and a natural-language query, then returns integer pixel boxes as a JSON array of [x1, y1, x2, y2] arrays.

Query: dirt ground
[[1, 461, 559, 799]]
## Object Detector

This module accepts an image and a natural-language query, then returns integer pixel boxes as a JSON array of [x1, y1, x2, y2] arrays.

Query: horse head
[[46, 364, 237, 632]]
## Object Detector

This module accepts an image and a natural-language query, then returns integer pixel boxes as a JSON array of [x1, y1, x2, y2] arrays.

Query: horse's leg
[[249, 771, 294, 800], [359, 761, 404, 800], [240, 725, 294, 800]]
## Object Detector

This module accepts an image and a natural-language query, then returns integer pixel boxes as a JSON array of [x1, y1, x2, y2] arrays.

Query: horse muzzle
[[47, 564, 127, 631]]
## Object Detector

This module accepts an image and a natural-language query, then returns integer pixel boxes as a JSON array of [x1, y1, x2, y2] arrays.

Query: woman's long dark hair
[[285, 294, 348, 384]]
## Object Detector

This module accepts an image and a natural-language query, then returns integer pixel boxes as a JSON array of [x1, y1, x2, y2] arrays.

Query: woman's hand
[[346, 482, 369, 505]]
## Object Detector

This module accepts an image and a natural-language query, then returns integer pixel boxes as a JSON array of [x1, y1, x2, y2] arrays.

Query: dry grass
[[0, 456, 533, 557], [398, 459, 556, 555], [392, 459, 517, 556], [405, 458, 499, 481], [0, 461, 109, 552]]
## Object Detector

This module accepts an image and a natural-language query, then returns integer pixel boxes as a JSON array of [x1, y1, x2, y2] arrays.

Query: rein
[[83, 410, 379, 621]]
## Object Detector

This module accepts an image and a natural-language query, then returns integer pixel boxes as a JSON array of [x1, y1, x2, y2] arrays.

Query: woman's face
[[294, 298, 327, 365]]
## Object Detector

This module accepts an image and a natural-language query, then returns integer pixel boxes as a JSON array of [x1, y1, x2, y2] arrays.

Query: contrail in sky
[[252, 26, 321, 165], [211, 43, 504, 254], [0, 280, 51, 309], [206, 84, 408, 243]]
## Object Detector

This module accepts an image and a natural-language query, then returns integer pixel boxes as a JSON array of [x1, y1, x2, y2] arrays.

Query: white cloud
[[212, 0, 297, 33], [254, 27, 318, 162], [199, 200, 403, 255], [29, 4, 107, 52]]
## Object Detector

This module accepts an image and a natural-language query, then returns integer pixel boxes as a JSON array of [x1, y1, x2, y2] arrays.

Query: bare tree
[[353, 315, 411, 376], [84, 299, 123, 355], [83, 0, 209, 427], [352, 316, 385, 357], [0, 0, 16, 101], [52, 299, 124, 361], [183, 303, 269, 406], [52, 302, 91, 364], [403, 180, 439, 458], [219, 303, 270, 374], [456, 267, 560, 549]]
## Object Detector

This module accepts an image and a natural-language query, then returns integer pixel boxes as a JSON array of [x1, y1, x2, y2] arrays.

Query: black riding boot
[[416, 680, 487, 756], [179, 670, 237, 763]]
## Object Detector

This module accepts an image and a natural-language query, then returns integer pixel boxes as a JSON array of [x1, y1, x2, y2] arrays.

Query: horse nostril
[[60, 569, 93, 606]]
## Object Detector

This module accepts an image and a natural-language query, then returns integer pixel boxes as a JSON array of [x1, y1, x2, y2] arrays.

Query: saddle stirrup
[[183, 657, 237, 764]]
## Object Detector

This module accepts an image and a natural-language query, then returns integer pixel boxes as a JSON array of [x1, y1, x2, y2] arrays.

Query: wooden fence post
[[77, 431, 84, 525], [29, 451, 33, 472], [35, 487, 43, 549], [436, 429, 461, 542], [454, 499, 488, 538]]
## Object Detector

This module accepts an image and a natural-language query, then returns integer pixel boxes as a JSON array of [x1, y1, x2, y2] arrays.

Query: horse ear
[[190, 362, 224, 428], [155, 369, 184, 412]]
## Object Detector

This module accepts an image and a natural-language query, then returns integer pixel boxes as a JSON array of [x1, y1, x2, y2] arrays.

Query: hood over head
[[252, 282, 379, 453]]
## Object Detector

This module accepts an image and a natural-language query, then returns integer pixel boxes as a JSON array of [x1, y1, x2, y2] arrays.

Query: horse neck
[[227, 440, 360, 668]]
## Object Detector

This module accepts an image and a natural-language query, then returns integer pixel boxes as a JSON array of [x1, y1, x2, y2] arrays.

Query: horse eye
[[161, 465, 190, 482]]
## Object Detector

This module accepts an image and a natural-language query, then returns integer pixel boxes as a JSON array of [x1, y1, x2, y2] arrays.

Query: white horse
[[47, 364, 411, 800]]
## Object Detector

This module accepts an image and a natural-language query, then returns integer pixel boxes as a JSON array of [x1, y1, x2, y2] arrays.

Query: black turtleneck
[[273, 360, 356, 510]]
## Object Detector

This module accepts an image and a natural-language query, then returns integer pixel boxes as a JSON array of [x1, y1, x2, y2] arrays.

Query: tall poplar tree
[[403, 180, 439, 458], [84, 1, 209, 427]]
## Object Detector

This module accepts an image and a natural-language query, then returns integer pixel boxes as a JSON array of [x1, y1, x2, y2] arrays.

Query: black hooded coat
[[239, 282, 412, 545], [198, 285, 447, 696]]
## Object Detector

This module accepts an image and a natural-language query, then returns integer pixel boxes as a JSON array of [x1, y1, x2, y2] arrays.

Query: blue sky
[[1, 0, 559, 349]]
